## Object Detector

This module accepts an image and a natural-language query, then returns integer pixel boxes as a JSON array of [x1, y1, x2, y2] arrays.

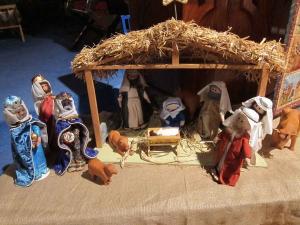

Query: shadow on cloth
[[259, 134, 276, 159], [81, 170, 107, 186], [3, 164, 16, 179]]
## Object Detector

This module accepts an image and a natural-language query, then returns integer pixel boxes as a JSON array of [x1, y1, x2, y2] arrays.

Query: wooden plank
[[18, 25, 25, 42], [75, 64, 262, 72], [257, 65, 269, 96], [0, 25, 19, 30], [172, 42, 179, 65], [84, 70, 102, 148], [0, 4, 16, 10]]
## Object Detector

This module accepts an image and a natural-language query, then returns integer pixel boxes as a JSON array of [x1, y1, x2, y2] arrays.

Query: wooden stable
[[76, 43, 270, 148]]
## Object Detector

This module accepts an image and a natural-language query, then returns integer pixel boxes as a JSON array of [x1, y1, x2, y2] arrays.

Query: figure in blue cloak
[[53, 92, 98, 174], [160, 97, 186, 127], [3, 96, 50, 187]]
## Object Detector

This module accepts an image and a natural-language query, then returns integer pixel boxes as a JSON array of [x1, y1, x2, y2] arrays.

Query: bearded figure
[[118, 70, 153, 129], [197, 81, 232, 140]]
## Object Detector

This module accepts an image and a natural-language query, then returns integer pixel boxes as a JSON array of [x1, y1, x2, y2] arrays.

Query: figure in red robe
[[211, 107, 259, 186], [31, 75, 56, 152]]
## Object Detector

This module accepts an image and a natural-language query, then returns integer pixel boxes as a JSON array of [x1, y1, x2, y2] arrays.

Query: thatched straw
[[72, 19, 286, 77]]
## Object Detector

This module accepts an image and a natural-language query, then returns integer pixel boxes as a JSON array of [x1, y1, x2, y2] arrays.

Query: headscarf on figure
[[54, 92, 98, 174], [118, 70, 153, 129], [240, 96, 273, 165], [242, 96, 273, 139], [197, 81, 232, 139], [3, 96, 49, 187], [31, 74, 56, 151], [223, 103, 264, 166], [213, 107, 259, 186], [160, 97, 186, 127]]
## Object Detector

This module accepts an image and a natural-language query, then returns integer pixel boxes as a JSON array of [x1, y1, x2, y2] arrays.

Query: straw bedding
[[72, 19, 286, 78]]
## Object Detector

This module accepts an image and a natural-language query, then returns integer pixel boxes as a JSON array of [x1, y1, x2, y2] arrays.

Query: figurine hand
[[37, 137, 41, 146], [213, 136, 219, 144], [31, 133, 40, 148], [117, 95, 122, 108], [180, 120, 185, 127]]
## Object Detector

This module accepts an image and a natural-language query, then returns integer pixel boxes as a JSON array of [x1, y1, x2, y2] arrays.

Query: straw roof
[[72, 19, 286, 77]]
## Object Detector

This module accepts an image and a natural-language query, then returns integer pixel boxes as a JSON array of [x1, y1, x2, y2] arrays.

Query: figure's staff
[[162, 0, 188, 20]]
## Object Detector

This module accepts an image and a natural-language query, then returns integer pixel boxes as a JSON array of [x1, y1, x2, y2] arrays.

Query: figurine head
[[160, 97, 185, 119], [127, 70, 140, 80], [32, 74, 52, 100], [166, 102, 180, 112], [224, 107, 259, 134], [54, 92, 78, 119], [3, 96, 31, 126], [250, 97, 272, 121], [207, 84, 222, 100], [127, 70, 142, 88]]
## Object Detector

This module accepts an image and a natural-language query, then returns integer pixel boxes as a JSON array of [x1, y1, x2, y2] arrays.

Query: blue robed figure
[[53, 92, 98, 174], [3, 96, 49, 187], [160, 97, 186, 127]]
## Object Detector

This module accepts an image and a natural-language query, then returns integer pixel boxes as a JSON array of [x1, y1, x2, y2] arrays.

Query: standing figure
[[160, 97, 186, 127], [242, 96, 273, 164], [212, 108, 258, 186], [54, 92, 98, 174], [197, 81, 232, 139], [118, 70, 153, 129], [3, 96, 49, 187], [31, 74, 56, 150]]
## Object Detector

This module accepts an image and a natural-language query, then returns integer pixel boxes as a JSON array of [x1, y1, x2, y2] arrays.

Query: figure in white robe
[[241, 96, 273, 165], [118, 70, 152, 129]]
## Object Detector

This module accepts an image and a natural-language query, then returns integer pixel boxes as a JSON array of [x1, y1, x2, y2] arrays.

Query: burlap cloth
[[0, 132, 300, 224]]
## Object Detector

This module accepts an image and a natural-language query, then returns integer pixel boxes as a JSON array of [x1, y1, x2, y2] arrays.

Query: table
[[0, 137, 300, 225]]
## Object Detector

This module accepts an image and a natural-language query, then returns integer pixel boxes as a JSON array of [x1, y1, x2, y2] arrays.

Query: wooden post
[[257, 65, 269, 96], [172, 42, 179, 65], [84, 70, 102, 148], [18, 25, 25, 42]]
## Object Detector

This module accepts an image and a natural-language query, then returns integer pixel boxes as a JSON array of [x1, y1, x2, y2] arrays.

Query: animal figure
[[272, 107, 300, 151], [88, 158, 118, 185], [108, 130, 130, 156], [176, 89, 200, 120]]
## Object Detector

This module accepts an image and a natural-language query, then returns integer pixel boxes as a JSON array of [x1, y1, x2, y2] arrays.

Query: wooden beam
[[172, 42, 179, 65], [0, 25, 19, 30], [0, 4, 16, 10], [18, 25, 25, 42], [257, 65, 269, 96], [84, 70, 102, 148], [77, 64, 262, 72]]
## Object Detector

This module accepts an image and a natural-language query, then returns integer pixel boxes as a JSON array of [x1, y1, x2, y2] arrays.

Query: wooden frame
[[273, 0, 300, 115], [0, 4, 25, 42], [78, 43, 269, 148]]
